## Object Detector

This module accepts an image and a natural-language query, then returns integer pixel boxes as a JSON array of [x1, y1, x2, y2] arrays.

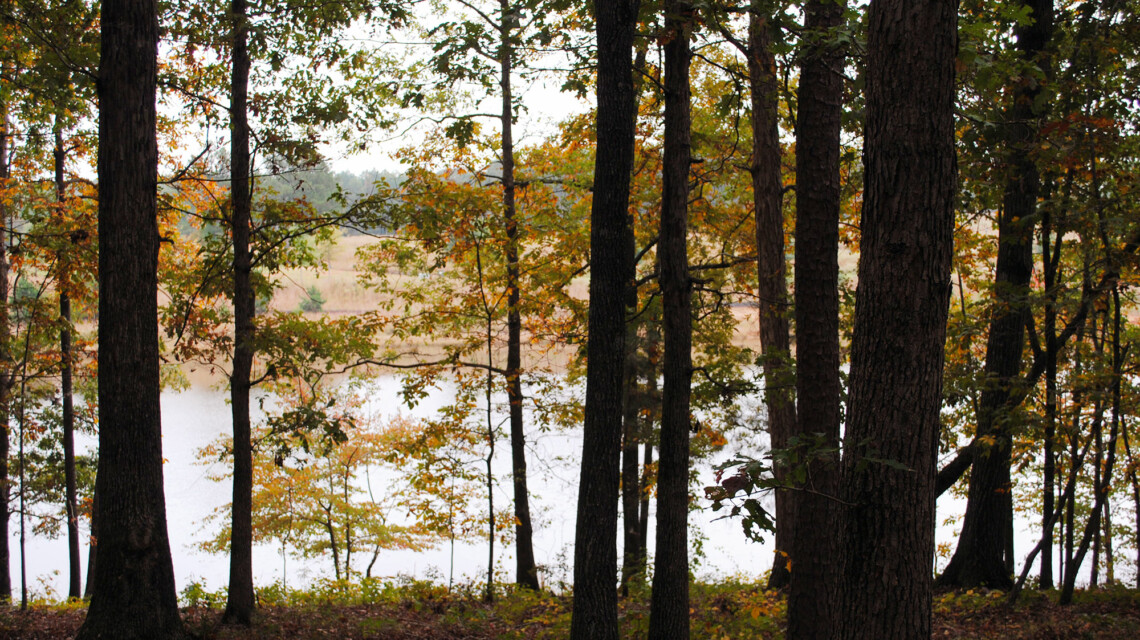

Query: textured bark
[[647, 0, 692, 637], [568, 0, 638, 635], [54, 125, 81, 600], [837, 1, 957, 638], [499, 0, 539, 590], [222, 0, 256, 624], [747, 3, 795, 592], [76, 0, 186, 636], [788, 0, 843, 635], [938, 0, 1053, 591]]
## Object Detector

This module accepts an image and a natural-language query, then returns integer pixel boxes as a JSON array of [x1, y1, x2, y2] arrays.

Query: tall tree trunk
[[937, 0, 1052, 590], [837, 0, 956, 638], [620, 365, 642, 595], [498, 0, 539, 591], [789, 0, 844, 635], [0, 91, 11, 607], [1038, 172, 1064, 589], [748, 1, 795, 592], [569, 0, 639, 636], [77, 0, 186, 636], [54, 122, 82, 600], [620, 44, 650, 597], [648, 0, 692, 637], [223, 0, 256, 624]]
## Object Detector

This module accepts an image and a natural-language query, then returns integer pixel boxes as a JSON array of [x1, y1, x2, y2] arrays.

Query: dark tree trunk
[[54, 124, 81, 600], [638, 441, 653, 564], [647, 0, 692, 637], [937, 0, 1052, 591], [1039, 177, 1062, 589], [498, 0, 539, 591], [788, 0, 844, 635], [0, 97, 11, 606], [620, 365, 642, 595], [223, 0, 256, 625], [620, 42, 651, 597], [748, 2, 795, 592], [569, 0, 639, 636], [837, 1, 956, 638], [76, 0, 186, 636], [83, 487, 98, 600]]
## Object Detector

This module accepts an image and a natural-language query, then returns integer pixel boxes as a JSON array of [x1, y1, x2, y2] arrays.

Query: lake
[[13, 375, 1084, 600]]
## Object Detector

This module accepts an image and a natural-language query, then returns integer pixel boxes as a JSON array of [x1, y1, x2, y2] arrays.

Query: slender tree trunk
[[648, 1, 692, 637], [937, 0, 1052, 590], [569, 0, 639, 636], [1121, 422, 1140, 587], [1039, 173, 1064, 589], [638, 441, 653, 568], [747, 1, 795, 592], [223, 0, 256, 624], [837, 1, 956, 638], [484, 311, 495, 603], [498, 0, 539, 591], [1060, 292, 1122, 605], [620, 42, 650, 598], [54, 123, 82, 600], [0, 92, 11, 607], [620, 365, 642, 595], [789, 0, 844, 635], [83, 487, 98, 600], [77, 0, 185, 635]]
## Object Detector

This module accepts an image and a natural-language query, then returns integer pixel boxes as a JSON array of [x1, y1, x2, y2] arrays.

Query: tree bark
[[747, 1, 795, 592], [647, 0, 692, 637], [788, 0, 843, 635], [569, 0, 639, 636], [222, 0, 256, 624], [498, 0, 539, 591], [76, 0, 186, 636], [937, 0, 1052, 591], [0, 91, 11, 606], [54, 123, 82, 600], [837, 1, 957, 638]]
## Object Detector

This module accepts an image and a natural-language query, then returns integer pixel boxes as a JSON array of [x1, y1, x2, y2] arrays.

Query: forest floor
[[2, 580, 1138, 639]]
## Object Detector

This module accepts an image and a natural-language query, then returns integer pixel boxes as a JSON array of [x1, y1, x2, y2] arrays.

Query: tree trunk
[[498, 0, 539, 591], [1039, 176, 1062, 589], [0, 92, 11, 607], [789, 0, 844, 635], [837, 1, 956, 638], [83, 487, 98, 600], [937, 0, 1052, 591], [76, 0, 186, 636], [54, 123, 82, 600], [647, 0, 693, 637], [569, 0, 639, 636], [620, 366, 642, 595], [223, 0, 256, 624], [747, 1, 795, 592], [1060, 291, 1122, 605]]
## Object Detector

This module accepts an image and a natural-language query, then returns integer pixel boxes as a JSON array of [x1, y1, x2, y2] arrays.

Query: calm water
[[14, 376, 1090, 600]]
